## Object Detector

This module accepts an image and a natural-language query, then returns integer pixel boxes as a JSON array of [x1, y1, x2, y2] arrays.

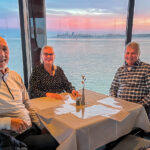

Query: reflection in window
[[0, 0, 23, 78], [46, 0, 128, 94], [132, 0, 150, 63]]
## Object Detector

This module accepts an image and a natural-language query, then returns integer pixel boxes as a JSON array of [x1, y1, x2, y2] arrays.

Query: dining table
[[30, 89, 150, 150]]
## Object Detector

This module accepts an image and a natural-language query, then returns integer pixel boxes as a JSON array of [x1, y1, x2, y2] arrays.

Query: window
[[132, 0, 150, 63], [0, 0, 23, 78], [46, 0, 128, 94]]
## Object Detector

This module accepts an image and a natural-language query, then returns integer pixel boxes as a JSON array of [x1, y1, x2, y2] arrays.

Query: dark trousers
[[16, 123, 59, 150], [0, 131, 27, 150]]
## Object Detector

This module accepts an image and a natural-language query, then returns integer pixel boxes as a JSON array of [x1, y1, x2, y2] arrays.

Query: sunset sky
[[0, 0, 150, 34], [46, 0, 128, 34]]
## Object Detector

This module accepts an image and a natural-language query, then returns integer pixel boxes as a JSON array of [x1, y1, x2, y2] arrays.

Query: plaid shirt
[[109, 60, 150, 106]]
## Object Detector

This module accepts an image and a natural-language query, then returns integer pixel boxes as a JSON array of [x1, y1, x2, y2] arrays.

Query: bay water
[[7, 37, 150, 95]]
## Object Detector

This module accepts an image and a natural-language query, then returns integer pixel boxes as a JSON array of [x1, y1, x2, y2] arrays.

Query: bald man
[[0, 37, 59, 150]]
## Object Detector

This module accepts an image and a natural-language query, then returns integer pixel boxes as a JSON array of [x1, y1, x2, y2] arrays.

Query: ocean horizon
[[1, 28, 150, 39]]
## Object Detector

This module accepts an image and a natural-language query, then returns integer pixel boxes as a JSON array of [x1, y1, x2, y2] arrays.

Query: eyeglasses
[[43, 53, 54, 56]]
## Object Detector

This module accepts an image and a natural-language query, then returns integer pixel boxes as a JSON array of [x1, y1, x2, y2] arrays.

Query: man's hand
[[11, 118, 29, 133]]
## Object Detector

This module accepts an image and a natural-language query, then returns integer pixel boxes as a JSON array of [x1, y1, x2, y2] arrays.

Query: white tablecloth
[[30, 89, 150, 150]]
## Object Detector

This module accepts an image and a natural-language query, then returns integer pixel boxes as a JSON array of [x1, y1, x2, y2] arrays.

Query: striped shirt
[[109, 60, 150, 106], [0, 69, 41, 130]]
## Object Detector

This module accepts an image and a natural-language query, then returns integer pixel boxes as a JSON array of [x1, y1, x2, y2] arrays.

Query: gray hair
[[40, 45, 54, 64], [126, 41, 140, 55]]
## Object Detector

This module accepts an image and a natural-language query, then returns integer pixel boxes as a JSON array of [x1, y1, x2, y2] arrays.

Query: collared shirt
[[109, 60, 150, 106], [0, 68, 41, 130]]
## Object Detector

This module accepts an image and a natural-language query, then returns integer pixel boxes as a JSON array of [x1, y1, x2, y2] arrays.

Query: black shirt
[[29, 64, 75, 99]]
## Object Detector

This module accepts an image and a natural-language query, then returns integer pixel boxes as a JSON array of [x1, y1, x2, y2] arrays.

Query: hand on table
[[11, 118, 29, 133], [46, 92, 63, 100], [72, 90, 81, 98]]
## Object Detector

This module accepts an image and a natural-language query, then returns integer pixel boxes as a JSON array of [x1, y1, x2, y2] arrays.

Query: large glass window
[[132, 0, 150, 63], [46, 0, 128, 94], [0, 0, 23, 78]]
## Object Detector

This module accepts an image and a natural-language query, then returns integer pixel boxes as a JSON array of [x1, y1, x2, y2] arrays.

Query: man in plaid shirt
[[110, 41, 150, 119]]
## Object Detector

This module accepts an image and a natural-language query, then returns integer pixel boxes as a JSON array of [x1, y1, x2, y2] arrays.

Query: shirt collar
[[124, 59, 141, 67], [0, 67, 9, 80]]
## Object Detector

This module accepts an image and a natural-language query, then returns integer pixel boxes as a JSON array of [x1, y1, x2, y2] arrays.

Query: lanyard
[[2, 76, 14, 100]]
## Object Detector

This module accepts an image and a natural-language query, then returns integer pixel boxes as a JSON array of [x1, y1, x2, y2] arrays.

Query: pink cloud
[[133, 14, 150, 32], [46, 15, 126, 33]]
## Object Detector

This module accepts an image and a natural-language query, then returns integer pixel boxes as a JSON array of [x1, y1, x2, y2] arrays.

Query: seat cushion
[[113, 135, 150, 150]]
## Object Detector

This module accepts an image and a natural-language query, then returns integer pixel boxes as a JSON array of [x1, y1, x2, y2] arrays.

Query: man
[[110, 41, 150, 118], [0, 37, 59, 150]]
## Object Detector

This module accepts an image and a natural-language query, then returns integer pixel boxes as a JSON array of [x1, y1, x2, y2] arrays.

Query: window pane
[[46, 0, 128, 94], [0, 0, 23, 78], [132, 0, 150, 63]]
